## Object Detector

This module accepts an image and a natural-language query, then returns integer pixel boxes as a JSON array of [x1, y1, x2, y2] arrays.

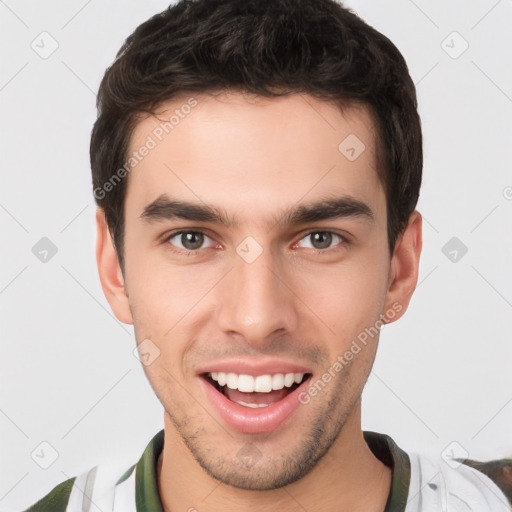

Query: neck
[[157, 401, 392, 512]]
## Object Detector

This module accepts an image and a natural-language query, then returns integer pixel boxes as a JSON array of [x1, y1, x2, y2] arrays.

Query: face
[[98, 91, 419, 490]]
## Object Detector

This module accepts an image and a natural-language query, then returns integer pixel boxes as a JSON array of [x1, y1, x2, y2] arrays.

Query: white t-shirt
[[22, 429, 512, 512]]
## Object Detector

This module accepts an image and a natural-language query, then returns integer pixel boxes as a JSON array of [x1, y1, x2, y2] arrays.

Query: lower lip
[[199, 376, 312, 434]]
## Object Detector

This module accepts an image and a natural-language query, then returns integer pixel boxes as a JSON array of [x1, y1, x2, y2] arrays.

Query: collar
[[363, 431, 411, 512], [134, 429, 410, 512]]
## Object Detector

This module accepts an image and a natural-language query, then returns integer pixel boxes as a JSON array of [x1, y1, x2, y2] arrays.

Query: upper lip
[[196, 358, 313, 377]]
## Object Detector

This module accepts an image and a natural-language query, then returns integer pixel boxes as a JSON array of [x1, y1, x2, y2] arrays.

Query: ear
[[95, 208, 133, 325], [382, 210, 422, 323]]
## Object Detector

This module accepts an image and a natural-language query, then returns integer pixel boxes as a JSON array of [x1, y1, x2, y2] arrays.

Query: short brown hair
[[90, 0, 422, 271]]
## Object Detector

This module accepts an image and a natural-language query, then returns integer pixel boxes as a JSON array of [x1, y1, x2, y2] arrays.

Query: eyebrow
[[140, 194, 374, 228]]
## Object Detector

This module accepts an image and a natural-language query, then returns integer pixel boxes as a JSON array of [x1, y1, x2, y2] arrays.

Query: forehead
[[124, 91, 384, 225]]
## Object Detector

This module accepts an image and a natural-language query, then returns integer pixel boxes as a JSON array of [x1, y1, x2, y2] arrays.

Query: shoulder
[[460, 458, 512, 506], [406, 451, 512, 512], [22, 476, 76, 512], [21, 463, 137, 512]]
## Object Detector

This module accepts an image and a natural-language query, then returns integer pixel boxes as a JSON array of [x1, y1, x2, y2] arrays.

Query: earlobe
[[383, 210, 422, 324], [95, 208, 134, 325]]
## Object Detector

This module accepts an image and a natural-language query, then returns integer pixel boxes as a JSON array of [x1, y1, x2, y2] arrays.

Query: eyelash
[[163, 229, 348, 256]]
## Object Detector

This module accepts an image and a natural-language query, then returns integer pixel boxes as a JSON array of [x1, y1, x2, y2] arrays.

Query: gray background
[[1, 0, 511, 510]]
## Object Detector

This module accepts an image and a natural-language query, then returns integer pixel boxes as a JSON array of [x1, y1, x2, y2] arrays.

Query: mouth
[[199, 371, 313, 433], [202, 371, 311, 407]]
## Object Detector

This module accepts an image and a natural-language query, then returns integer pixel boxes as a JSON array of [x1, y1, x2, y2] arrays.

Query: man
[[23, 0, 512, 511]]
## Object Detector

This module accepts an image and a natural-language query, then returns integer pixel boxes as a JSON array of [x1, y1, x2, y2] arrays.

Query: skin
[[96, 91, 422, 511]]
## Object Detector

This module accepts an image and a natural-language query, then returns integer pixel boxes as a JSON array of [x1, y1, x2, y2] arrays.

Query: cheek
[[126, 255, 221, 361], [295, 254, 390, 337], [125, 248, 200, 321]]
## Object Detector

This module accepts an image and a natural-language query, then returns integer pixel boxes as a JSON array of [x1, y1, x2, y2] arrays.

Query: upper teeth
[[210, 372, 305, 392]]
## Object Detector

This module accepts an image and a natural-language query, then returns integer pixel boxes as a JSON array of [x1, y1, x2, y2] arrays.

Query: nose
[[215, 245, 300, 348]]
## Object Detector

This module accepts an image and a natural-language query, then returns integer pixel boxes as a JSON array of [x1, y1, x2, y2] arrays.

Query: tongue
[[224, 386, 291, 405]]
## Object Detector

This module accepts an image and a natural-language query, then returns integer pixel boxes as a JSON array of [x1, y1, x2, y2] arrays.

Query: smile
[[200, 371, 313, 434]]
